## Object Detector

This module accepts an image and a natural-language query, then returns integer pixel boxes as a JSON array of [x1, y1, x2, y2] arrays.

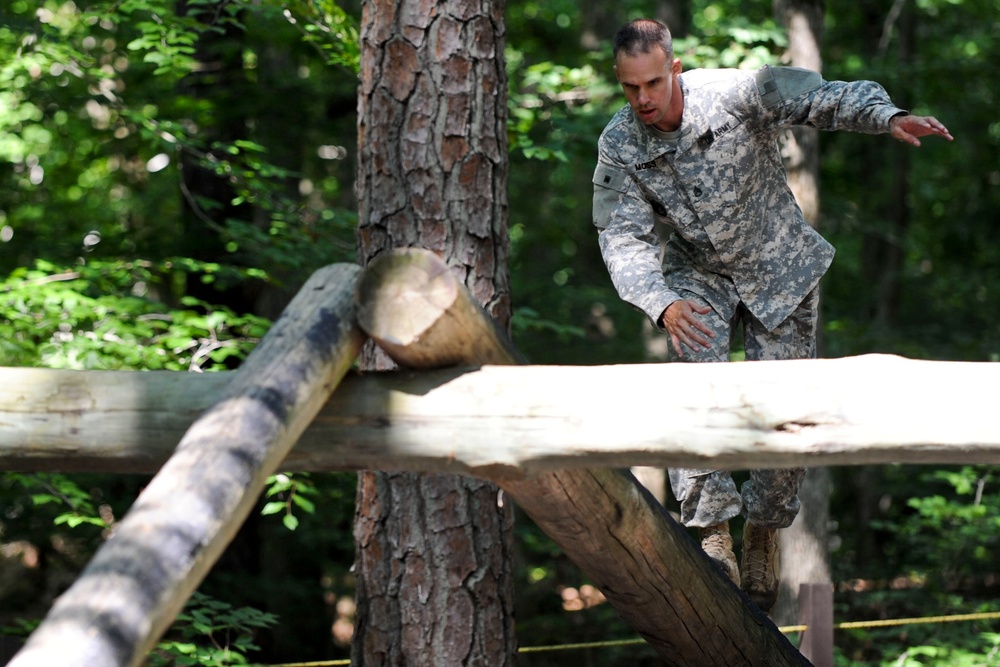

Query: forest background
[[1, 0, 999, 665]]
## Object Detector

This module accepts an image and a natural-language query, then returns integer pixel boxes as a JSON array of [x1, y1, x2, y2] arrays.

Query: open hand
[[661, 300, 715, 358], [889, 114, 953, 147]]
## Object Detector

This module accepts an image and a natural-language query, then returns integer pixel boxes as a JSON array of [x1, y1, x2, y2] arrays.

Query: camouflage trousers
[[665, 287, 819, 529]]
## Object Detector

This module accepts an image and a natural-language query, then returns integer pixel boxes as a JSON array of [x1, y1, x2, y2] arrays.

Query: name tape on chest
[[634, 122, 738, 171]]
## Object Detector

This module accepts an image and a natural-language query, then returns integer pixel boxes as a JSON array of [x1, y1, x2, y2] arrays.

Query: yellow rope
[[518, 637, 648, 653], [778, 610, 1000, 634], [256, 610, 1000, 666]]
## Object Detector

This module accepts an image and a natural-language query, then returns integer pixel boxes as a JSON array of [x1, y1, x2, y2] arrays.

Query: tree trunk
[[656, 0, 692, 39], [175, 1, 249, 265], [772, 0, 831, 628], [873, 3, 914, 329], [774, 0, 823, 227], [855, 0, 915, 588], [352, 0, 516, 664], [772, 467, 832, 627]]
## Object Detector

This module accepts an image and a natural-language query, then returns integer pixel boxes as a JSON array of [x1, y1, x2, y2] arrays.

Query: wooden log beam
[[501, 468, 803, 662], [7, 264, 365, 667], [355, 248, 809, 667], [3, 355, 999, 475]]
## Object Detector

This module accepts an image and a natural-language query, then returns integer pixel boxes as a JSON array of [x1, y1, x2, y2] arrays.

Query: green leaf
[[260, 501, 285, 516]]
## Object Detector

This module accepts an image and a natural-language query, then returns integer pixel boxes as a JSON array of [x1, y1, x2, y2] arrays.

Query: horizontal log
[[1, 354, 998, 475]]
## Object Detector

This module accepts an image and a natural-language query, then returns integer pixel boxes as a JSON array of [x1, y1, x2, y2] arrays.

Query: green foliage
[[4, 473, 109, 532], [268, 0, 360, 73], [678, 9, 785, 69], [261, 473, 319, 531], [887, 467, 1000, 587], [0, 259, 270, 370], [507, 56, 618, 163], [833, 466, 1000, 665], [0, 0, 357, 284], [150, 592, 278, 667], [115, 0, 246, 78]]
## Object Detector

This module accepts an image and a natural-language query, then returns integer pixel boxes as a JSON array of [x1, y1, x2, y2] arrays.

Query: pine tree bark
[[772, 0, 833, 628], [352, 0, 516, 664]]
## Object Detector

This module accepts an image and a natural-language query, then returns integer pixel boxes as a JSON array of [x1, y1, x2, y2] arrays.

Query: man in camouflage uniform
[[593, 18, 952, 611]]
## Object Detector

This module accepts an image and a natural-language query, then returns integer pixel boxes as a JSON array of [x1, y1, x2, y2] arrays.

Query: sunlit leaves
[[267, 0, 360, 74], [262, 473, 319, 531], [507, 55, 618, 162], [0, 259, 270, 371], [150, 592, 279, 667], [116, 0, 246, 77], [5, 473, 110, 532]]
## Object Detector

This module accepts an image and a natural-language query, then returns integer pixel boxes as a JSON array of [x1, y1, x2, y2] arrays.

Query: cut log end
[[355, 248, 459, 347]]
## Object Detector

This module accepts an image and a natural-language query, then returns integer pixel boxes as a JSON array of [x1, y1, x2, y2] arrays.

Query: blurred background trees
[[1, 0, 998, 664]]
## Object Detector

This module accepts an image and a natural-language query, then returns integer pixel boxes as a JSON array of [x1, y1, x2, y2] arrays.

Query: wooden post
[[356, 248, 810, 667], [798, 583, 834, 667], [7, 263, 365, 667]]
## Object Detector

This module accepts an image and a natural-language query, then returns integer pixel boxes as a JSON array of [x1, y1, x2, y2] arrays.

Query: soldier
[[592, 18, 952, 611]]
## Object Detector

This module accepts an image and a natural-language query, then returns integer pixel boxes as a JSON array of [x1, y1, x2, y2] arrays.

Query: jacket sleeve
[[592, 147, 681, 329], [755, 65, 907, 134]]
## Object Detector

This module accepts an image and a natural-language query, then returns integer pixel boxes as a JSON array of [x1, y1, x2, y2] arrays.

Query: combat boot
[[699, 522, 740, 586], [741, 522, 779, 612]]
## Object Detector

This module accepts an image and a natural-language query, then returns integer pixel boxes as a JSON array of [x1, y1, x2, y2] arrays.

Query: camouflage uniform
[[592, 65, 906, 528]]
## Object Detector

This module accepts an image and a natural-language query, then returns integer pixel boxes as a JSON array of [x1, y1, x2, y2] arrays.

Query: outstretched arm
[[890, 114, 953, 146]]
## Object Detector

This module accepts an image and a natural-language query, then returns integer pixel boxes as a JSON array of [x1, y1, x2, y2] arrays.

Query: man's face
[[614, 47, 683, 132]]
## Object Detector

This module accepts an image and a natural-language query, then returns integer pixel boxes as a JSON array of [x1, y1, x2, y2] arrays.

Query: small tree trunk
[[772, 0, 832, 627]]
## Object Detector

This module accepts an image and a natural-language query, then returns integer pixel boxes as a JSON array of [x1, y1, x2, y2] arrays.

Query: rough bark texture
[[6, 264, 364, 667], [352, 1, 516, 664], [773, 0, 832, 628]]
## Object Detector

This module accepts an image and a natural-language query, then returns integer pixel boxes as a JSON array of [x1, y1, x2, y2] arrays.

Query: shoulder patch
[[756, 65, 823, 108], [592, 162, 629, 193]]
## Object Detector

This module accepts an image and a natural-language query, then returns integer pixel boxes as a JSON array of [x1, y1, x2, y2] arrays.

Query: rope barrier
[[518, 637, 648, 653], [255, 610, 1000, 666]]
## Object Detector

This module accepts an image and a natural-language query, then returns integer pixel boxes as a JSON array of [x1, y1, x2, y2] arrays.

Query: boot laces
[[744, 528, 775, 584]]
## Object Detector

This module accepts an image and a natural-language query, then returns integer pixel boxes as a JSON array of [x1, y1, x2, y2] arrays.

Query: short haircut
[[612, 18, 674, 61]]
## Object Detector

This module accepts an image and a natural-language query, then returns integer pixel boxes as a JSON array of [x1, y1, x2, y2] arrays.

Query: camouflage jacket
[[592, 65, 906, 331]]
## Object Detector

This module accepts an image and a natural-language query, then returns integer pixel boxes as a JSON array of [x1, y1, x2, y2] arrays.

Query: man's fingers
[[670, 333, 686, 358], [678, 320, 712, 350], [664, 299, 715, 353], [893, 115, 954, 145]]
